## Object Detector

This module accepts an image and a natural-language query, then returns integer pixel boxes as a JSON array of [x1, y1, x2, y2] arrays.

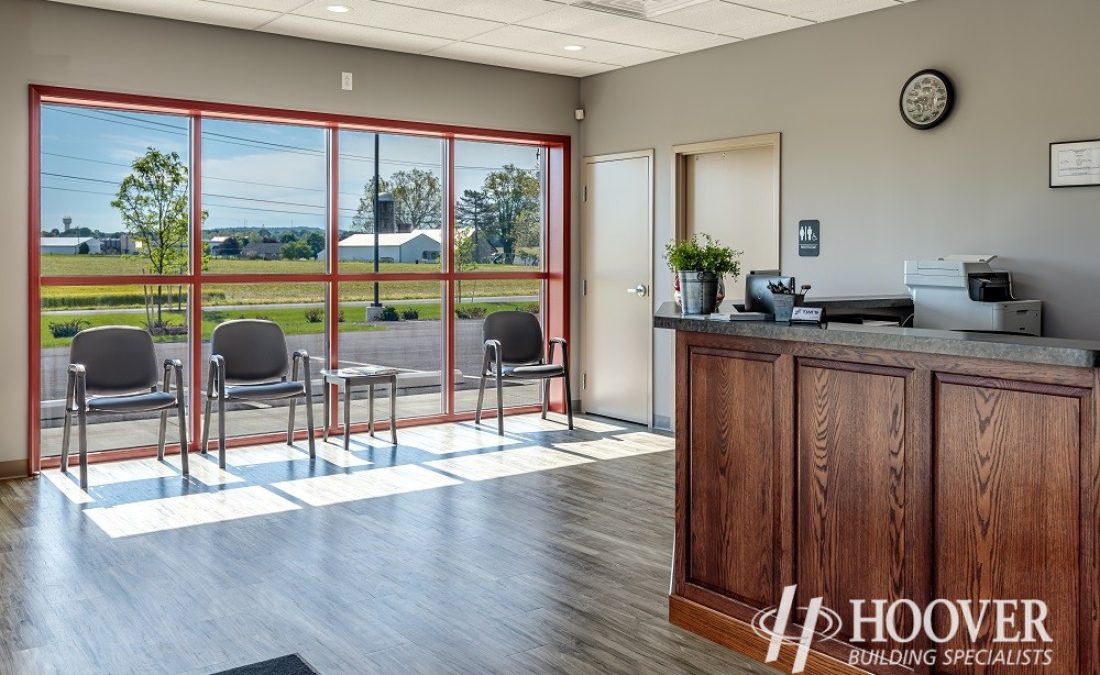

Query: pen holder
[[772, 294, 795, 322]]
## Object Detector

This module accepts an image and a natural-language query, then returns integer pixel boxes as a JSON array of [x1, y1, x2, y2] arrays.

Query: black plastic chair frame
[[61, 349, 188, 491], [474, 312, 573, 436], [201, 334, 316, 469]]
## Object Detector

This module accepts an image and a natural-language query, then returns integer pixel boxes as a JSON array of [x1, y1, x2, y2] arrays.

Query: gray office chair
[[61, 326, 188, 490], [202, 319, 315, 468], [475, 311, 573, 436]]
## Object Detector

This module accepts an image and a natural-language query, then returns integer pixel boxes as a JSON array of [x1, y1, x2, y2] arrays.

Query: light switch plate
[[341, 72, 353, 91]]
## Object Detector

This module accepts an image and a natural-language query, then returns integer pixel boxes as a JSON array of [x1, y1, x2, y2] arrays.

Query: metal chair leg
[[304, 391, 316, 459], [177, 398, 189, 477], [60, 410, 72, 474], [217, 395, 227, 469], [344, 385, 352, 452], [475, 373, 488, 425], [368, 384, 375, 438], [562, 374, 574, 431], [322, 381, 330, 443], [287, 393, 297, 446], [77, 407, 89, 490], [495, 374, 504, 436], [201, 397, 212, 454], [541, 379, 550, 420], [389, 375, 397, 445], [157, 410, 168, 461]]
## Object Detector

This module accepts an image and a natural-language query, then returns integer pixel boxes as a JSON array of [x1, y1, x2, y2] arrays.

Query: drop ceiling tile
[[293, 0, 502, 41], [658, 0, 813, 38], [205, 0, 311, 12], [469, 25, 671, 67], [261, 14, 452, 53], [736, 0, 898, 22], [519, 5, 735, 52], [429, 42, 615, 76], [49, 0, 281, 29], [380, 0, 563, 24]]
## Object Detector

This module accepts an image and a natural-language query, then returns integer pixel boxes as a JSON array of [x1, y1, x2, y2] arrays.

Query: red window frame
[[27, 85, 570, 476]]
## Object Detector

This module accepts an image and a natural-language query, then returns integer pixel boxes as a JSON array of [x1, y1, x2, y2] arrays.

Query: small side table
[[321, 367, 398, 450]]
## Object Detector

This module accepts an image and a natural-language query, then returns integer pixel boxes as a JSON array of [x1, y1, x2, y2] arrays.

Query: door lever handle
[[627, 284, 648, 297]]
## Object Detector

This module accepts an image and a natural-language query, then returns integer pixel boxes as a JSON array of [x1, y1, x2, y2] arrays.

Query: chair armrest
[[548, 337, 568, 366], [483, 339, 502, 376], [207, 355, 225, 398], [163, 358, 184, 397], [66, 364, 86, 411], [292, 350, 313, 394]]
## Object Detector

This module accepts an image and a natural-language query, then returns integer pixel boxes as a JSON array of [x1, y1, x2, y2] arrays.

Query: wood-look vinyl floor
[[0, 414, 778, 675]]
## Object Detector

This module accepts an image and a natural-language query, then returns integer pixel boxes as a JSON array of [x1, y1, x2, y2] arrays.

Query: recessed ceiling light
[[563, 45, 585, 51], [326, 4, 351, 12]]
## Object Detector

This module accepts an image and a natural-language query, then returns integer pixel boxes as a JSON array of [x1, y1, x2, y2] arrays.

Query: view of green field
[[40, 255, 541, 348], [41, 256, 540, 310]]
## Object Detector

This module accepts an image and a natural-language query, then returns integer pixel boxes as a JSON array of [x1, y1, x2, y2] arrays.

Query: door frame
[[671, 132, 781, 244], [581, 149, 655, 427]]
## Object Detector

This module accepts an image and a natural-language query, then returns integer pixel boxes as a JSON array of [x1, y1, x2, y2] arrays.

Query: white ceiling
[[47, 0, 915, 77]]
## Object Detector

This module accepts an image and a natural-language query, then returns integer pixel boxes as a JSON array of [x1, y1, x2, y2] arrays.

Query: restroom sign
[[799, 220, 820, 257]]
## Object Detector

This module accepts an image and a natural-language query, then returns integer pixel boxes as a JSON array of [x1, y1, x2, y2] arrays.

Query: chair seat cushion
[[88, 391, 177, 413], [225, 380, 305, 401], [493, 363, 565, 378]]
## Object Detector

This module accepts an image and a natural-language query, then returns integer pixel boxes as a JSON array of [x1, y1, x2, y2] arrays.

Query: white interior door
[[582, 151, 652, 425]]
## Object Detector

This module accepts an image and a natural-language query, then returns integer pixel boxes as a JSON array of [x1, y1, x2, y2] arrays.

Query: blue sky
[[40, 104, 542, 235]]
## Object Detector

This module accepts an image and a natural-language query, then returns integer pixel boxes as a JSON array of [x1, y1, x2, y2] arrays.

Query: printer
[[904, 255, 1042, 335]]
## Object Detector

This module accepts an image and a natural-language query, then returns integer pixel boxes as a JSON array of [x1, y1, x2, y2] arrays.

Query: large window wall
[[30, 87, 569, 469]]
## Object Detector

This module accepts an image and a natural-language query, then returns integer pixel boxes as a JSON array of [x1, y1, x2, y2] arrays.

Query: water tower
[[62, 216, 72, 233]]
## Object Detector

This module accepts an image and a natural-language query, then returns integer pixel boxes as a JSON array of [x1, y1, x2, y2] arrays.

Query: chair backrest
[[70, 326, 159, 395], [483, 311, 543, 365], [211, 319, 289, 382]]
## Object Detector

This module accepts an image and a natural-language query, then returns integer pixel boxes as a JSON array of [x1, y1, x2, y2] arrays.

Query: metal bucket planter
[[678, 270, 719, 315], [772, 293, 795, 322]]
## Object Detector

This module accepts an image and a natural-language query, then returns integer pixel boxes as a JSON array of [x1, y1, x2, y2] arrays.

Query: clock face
[[900, 70, 954, 130]]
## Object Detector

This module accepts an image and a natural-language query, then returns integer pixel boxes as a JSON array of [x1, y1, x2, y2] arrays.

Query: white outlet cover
[[341, 72, 353, 91]]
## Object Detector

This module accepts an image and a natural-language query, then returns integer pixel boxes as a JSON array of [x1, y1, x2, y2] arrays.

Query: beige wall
[[580, 0, 1100, 427], [0, 0, 580, 476]]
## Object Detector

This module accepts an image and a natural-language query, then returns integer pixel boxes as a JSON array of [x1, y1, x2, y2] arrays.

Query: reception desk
[[655, 302, 1099, 675]]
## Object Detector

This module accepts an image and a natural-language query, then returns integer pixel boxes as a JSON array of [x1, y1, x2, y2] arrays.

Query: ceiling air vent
[[573, 0, 710, 20]]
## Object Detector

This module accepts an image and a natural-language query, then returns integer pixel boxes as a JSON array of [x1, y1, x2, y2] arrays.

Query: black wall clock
[[899, 69, 954, 130]]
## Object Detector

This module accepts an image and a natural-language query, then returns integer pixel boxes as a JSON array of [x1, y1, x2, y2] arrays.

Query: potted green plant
[[666, 234, 741, 315]]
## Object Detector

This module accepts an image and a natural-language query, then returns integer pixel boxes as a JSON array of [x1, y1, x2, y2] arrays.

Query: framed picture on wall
[[1050, 139, 1100, 187]]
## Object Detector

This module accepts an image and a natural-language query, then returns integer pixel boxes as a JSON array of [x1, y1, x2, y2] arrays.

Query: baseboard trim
[[669, 595, 872, 675], [0, 458, 29, 480]]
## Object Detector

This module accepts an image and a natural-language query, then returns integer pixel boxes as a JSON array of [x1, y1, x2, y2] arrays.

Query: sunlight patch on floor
[[552, 437, 669, 460], [218, 444, 313, 467], [165, 455, 245, 486], [500, 415, 626, 434], [400, 424, 522, 454], [425, 446, 593, 481], [41, 470, 94, 504], [271, 464, 460, 507], [84, 486, 300, 538]]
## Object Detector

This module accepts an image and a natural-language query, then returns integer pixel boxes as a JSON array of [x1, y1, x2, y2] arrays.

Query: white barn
[[40, 237, 102, 255], [321, 230, 442, 263]]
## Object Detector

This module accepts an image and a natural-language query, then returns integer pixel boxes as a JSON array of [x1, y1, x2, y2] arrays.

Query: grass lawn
[[40, 256, 540, 309], [40, 300, 537, 348]]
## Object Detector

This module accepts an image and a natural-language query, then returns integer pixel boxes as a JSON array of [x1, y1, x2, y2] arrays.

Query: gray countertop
[[654, 301, 1100, 368]]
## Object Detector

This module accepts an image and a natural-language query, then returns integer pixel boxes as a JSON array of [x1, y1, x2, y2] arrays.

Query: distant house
[[320, 230, 442, 263], [241, 241, 283, 260], [40, 236, 102, 255]]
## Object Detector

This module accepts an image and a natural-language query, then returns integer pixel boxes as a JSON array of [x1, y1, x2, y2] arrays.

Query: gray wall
[[579, 0, 1100, 428], [0, 0, 580, 476]]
